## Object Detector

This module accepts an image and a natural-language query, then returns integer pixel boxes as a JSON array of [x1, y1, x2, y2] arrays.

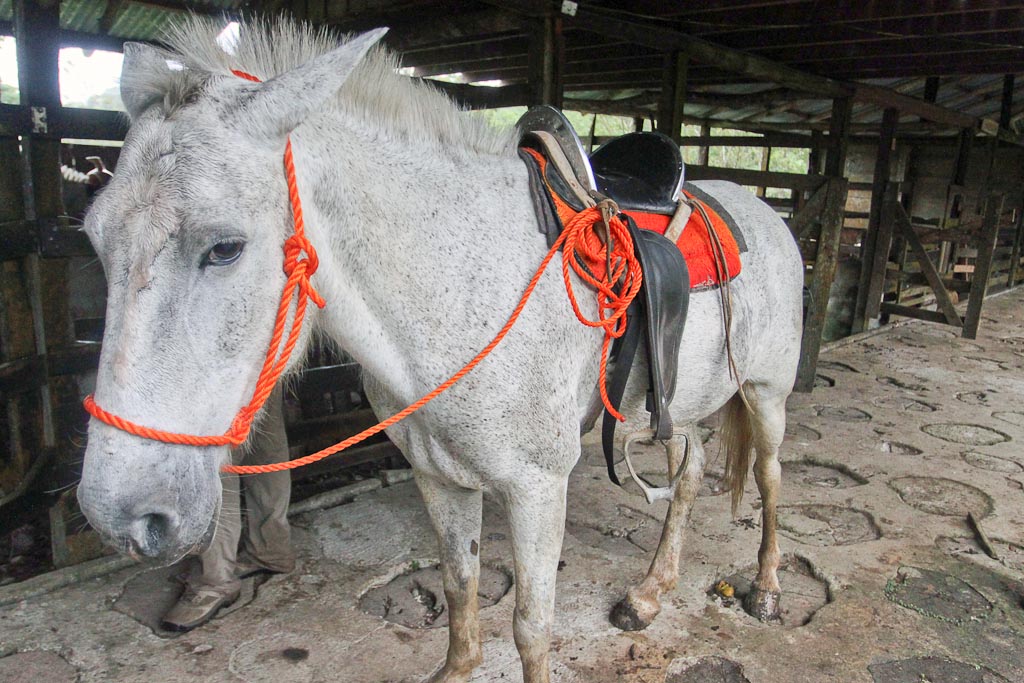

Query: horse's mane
[[155, 16, 515, 156]]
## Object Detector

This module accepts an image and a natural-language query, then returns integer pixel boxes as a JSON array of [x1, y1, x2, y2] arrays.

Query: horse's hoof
[[609, 594, 660, 631], [743, 584, 782, 623]]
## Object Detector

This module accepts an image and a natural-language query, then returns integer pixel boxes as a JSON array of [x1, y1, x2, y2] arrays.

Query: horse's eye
[[204, 241, 245, 267]]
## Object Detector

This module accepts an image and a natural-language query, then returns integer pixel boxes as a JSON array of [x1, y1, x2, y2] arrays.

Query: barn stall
[[1, 2, 1023, 681]]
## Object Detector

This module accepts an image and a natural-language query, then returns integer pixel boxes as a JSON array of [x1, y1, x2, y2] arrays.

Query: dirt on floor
[[2, 288, 1024, 683]]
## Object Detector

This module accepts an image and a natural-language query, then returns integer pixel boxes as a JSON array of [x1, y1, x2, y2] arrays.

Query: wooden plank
[[795, 176, 848, 392], [962, 195, 1004, 339], [880, 303, 951, 325], [684, 165, 827, 191], [853, 107, 898, 331], [893, 203, 962, 327]]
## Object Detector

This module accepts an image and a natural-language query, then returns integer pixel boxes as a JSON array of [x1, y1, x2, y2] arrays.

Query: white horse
[[77, 19, 803, 683]]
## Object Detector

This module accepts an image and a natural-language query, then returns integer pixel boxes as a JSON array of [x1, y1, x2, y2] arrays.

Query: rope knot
[[283, 234, 326, 308]]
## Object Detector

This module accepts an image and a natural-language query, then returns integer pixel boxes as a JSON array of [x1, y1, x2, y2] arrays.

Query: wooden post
[[853, 106, 898, 331], [657, 50, 687, 143], [1007, 205, 1024, 289], [756, 146, 772, 198], [795, 97, 851, 392], [999, 75, 1015, 131], [962, 195, 1004, 339], [12, 0, 67, 475], [939, 127, 973, 272], [697, 121, 710, 165], [795, 178, 848, 392], [527, 14, 563, 108]]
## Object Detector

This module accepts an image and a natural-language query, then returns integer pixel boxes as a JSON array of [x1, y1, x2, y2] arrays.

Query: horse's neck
[[300, 124, 541, 396]]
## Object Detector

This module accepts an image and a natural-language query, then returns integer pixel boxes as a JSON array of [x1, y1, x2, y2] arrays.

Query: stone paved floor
[[2, 289, 1024, 682]]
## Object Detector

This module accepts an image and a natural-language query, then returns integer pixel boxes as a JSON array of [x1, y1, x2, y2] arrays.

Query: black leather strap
[[601, 296, 643, 486], [601, 216, 690, 483]]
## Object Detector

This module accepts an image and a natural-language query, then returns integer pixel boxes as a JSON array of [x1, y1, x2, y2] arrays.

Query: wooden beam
[[854, 107, 899, 331], [0, 104, 128, 140], [785, 180, 828, 240], [853, 83, 977, 128], [824, 97, 852, 178], [657, 50, 687, 142], [563, 5, 849, 98], [894, 202, 963, 327], [962, 195, 1004, 339], [427, 81, 530, 110], [879, 303, 952, 325], [684, 165, 827, 192], [527, 13, 563, 107]]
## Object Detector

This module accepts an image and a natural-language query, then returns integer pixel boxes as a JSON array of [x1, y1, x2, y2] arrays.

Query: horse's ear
[[234, 27, 388, 142], [120, 42, 178, 120]]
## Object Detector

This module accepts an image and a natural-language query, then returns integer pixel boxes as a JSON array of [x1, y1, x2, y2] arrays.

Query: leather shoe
[[161, 587, 240, 632]]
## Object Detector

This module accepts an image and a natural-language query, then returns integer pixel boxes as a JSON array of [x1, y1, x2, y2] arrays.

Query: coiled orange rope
[[83, 68, 641, 474]]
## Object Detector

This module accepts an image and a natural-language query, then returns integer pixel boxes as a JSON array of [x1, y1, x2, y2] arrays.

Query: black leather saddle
[[590, 132, 684, 216], [516, 110, 690, 486]]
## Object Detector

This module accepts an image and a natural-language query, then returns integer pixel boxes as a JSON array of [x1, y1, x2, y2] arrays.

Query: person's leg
[[238, 387, 295, 574], [161, 472, 243, 630]]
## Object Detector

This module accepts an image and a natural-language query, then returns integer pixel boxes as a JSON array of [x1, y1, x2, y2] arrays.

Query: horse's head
[[78, 26, 386, 563]]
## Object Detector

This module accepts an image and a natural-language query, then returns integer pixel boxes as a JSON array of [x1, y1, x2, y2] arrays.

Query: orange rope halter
[[83, 69, 641, 475]]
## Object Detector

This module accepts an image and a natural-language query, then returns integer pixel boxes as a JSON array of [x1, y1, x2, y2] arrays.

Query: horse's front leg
[[502, 475, 568, 683], [416, 473, 484, 683], [610, 427, 706, 631]]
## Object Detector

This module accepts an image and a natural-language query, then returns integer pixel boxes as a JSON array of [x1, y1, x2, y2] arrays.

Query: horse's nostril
[[130, 510, 179, 558]]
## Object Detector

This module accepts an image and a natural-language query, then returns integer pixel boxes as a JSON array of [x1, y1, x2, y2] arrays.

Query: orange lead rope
[[83, 69, 641, 475]]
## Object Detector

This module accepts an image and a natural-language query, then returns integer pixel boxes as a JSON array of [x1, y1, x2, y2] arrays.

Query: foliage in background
[[475, 107, 810, 198]]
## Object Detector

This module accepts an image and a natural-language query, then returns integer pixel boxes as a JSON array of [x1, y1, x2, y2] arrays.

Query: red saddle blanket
[[521, 147, 742, 290]]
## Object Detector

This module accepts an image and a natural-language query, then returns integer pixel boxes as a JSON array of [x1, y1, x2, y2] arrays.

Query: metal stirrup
[[621, 429, 690, 504]]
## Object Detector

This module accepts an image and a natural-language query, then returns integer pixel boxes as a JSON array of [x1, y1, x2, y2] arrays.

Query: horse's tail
[[721, 392, 755, 516]]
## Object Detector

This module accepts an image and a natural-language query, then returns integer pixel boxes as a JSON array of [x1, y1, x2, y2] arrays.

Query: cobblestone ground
[[2, 289, 1023, 682]]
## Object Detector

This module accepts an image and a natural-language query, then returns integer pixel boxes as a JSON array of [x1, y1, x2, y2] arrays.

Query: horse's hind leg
[[742, 383, 788, 622], [610, 426, 706, 631], [416, 474, 484, 683]]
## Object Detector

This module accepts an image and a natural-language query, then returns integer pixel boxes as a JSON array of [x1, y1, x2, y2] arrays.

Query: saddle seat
[[589, 132, 684, 216]]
